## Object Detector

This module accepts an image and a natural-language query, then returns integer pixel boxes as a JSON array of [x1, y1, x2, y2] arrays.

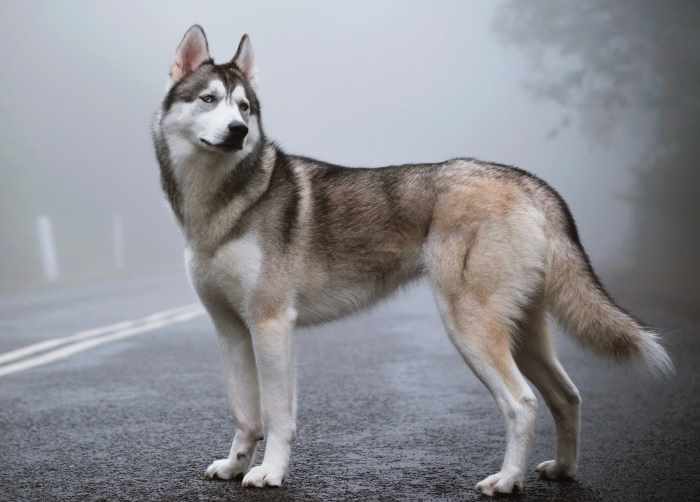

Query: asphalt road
[[1, 274, 698, 501]]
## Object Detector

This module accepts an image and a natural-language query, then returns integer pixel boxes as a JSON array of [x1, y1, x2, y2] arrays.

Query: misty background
[[1, 1, 697, 317]]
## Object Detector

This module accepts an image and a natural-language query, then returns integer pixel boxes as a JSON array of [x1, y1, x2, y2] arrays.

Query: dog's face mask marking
[[161, 26, 260, 154], [177, 80, 251, 151]]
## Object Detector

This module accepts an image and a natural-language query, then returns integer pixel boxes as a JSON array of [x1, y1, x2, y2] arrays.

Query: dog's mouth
[[200, 138, 244, 152]]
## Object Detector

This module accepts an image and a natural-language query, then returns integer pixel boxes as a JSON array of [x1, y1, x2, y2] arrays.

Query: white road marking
[[0, 304, 197, 366], [0, 304, 205, 378]]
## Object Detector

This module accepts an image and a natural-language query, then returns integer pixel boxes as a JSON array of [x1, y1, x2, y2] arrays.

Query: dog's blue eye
[[199, 94, 216, 104]]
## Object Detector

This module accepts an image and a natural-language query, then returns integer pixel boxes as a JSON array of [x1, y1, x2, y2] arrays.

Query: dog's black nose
[[220, 122, 248, 150], [228, 122, 248, 138]]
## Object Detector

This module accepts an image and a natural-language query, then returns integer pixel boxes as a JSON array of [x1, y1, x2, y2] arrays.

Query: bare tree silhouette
[[496, 1, 700, 316]]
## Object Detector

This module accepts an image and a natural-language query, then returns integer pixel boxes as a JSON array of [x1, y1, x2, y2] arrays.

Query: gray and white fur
[[151, 25, 673, 496]]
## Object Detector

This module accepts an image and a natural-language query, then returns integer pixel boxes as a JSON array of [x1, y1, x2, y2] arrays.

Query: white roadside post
[[37, 215, 59, 282], [113, 213, 125, 270]]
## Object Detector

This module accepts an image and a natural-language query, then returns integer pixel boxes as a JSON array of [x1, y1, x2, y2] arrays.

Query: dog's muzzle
[[201, 122, 248, 151]]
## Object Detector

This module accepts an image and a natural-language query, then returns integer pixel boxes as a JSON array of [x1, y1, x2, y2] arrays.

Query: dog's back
[[295, 154, 671, 380]]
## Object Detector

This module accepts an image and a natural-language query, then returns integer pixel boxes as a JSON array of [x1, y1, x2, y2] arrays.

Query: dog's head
[[158, 25, 261, 156]]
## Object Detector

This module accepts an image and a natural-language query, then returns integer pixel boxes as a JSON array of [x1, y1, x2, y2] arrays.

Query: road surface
[[1, 274, 697, 501]]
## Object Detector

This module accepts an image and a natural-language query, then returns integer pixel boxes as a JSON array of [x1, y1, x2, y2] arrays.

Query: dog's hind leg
[[201, 300, 262, 481], [433, 287, 538, 496], [425, 208, 547, 496], [514, 304, 581, 480]]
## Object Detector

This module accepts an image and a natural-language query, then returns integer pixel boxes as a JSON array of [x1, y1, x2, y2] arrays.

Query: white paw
[[204, 457, 248, 480], [535, 459, 576, 480], [475, 470, 524, 496], [241, 463, 285, 488]]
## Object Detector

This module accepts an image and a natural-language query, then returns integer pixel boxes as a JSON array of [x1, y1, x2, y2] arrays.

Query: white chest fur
[[186, 231, 263, 315]]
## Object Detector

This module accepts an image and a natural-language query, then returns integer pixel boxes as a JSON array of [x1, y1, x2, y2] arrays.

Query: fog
[[1, 1, 697, 316]]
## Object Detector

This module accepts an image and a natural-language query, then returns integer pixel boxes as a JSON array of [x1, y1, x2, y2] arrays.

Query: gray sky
[[1, 1, 648, 291]]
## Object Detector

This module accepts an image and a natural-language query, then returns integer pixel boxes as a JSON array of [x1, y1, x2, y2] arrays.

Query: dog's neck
[[162, 135, 275, 254]]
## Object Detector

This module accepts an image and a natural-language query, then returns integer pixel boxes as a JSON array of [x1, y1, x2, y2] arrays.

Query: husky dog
[[152, 25, 672, 496]]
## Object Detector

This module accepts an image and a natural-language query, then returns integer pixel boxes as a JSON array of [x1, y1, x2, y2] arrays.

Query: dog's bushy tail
[[544, 210, 673, 377]]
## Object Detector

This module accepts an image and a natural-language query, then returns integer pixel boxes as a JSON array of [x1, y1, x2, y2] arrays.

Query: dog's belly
[[294, 284, 381, 326], [293, 268, 423, 327]]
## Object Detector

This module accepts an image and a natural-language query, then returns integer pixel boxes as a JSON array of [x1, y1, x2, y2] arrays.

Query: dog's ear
[[170, 25, 211, 83], [232, 34, 257, 88]]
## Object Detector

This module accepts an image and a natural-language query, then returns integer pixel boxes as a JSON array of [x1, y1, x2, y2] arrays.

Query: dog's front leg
[[242, 310, 296, 488], [200, 301, 262, 481]]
